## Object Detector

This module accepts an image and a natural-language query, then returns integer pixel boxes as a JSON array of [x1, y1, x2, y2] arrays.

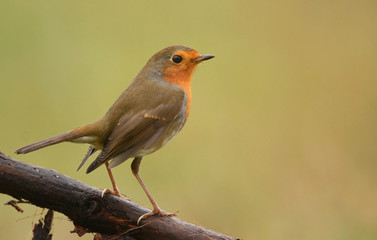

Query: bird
[[15, 45, 214, 223]]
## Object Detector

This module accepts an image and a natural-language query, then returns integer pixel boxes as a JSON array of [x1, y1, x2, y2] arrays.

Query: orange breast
[[162, 50, 200, 120], [164, 73, 192, 120]]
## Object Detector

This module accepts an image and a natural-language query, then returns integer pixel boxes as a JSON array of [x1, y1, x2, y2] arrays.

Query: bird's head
[[143, 45, 214, 85]]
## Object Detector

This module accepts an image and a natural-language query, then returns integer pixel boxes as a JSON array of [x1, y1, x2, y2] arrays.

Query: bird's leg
[[131, 157, 177, 225], [102, 162, 130, 200]]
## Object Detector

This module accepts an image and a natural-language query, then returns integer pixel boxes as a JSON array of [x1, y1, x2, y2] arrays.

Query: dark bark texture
[[32, 209, 54, 240], [0, 152, 237, 240]]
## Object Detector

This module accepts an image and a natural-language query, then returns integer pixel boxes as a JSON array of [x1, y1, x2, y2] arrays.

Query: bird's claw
[[137, 208, 178, 225], [101, 188, 131, 201]]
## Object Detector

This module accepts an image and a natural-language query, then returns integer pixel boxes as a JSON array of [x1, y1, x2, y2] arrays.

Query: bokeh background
[[1, 1, 376, 239]]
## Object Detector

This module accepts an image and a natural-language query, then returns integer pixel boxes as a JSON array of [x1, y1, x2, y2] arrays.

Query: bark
[[0, 152, 237, 240], [32, 209, 54, 240]]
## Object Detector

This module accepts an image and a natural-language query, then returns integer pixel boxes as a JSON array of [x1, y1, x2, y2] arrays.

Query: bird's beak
[[194, 54, 215, 63]]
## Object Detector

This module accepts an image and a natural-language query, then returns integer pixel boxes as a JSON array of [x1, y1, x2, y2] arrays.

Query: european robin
[[15, 45, 214, 222]]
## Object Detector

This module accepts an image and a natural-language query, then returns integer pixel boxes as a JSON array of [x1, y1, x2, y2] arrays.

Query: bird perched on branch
[[15, 45, 214, 223]]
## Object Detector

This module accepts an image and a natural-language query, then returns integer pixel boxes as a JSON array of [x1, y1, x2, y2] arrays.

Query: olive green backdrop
[[1, 1, 376, 239]]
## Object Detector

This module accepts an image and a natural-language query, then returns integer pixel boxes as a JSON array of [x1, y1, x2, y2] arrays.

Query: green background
[[1, 1, 376, 239]]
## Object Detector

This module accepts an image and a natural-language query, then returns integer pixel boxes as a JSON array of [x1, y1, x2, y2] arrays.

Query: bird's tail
[[15, 131, 82, 154], [15, 123, 97, 154]]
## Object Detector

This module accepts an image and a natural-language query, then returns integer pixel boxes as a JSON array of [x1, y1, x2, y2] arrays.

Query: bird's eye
[[171, 55, 183, 64]]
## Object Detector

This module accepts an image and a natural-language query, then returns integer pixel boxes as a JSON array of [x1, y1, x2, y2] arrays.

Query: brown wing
[[86, 99, 185, 173]]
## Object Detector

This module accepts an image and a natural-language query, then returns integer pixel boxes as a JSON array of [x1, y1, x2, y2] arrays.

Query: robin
[[15, 45, 214, 223]]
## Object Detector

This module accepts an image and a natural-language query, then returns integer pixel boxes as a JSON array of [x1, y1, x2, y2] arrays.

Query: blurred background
[[1, 0, 376, 239]]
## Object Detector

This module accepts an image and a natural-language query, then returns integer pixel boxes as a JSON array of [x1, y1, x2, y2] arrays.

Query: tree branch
[[32, 209, 54, 240], [0, 152, 237, 240]]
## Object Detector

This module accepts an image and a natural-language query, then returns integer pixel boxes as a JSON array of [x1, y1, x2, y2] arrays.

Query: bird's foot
[[137, 207, 177, 225], [101, 188, 131, 201]]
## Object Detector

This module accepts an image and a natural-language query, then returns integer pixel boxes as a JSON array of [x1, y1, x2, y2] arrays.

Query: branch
[[0, 152, 237, 240], [32, 209, 54, 240]]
